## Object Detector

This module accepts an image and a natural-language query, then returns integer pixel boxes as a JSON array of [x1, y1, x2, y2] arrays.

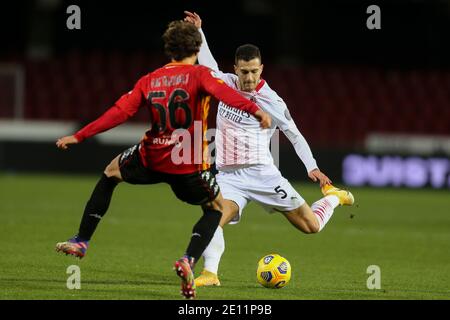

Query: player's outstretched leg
[[56, 156, 121, 258], [55, 235, 89, 259], [55, 174, 118, 258], [284, 184, 355, 234]]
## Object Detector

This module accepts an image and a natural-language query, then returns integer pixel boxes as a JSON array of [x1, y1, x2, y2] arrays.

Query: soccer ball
[[256, 254, 291, 289]]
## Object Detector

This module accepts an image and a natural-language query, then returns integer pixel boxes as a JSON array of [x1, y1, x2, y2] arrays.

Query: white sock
[[311, 195, 339, 232], [202, 226, 225, 274]]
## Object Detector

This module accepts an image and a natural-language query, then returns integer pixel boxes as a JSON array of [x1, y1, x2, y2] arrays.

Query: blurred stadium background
[[0, 0, 449, 300], [1, 0, 449, 187]]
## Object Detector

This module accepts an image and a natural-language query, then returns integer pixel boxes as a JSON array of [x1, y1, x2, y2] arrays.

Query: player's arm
[[56, 106, 131, 150], [199, 68, 271, 128], [184, 11, 222, 75], [273, 101, 332, 186], [56, 77, 147, 150], [284, 124, 332, 186]]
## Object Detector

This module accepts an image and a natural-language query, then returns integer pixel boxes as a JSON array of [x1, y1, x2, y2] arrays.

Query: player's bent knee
[[300, 222, 320, 234], [219, 200, 239, 226], [104, 156, 123, 182], [284, 208, 320, 234], [291, 220, 318, 234], [202, 199, 223, 212], [304, 222, 320, 234], [202, 193, 225, 212]]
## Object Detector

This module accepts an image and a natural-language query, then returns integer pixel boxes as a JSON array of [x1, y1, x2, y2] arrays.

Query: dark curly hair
[[162, 20, 202, 61]]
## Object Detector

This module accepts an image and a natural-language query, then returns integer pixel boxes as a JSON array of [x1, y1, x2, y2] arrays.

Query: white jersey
[[199, 29, 318, 174]]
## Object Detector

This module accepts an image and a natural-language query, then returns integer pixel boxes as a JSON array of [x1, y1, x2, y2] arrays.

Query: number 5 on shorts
[[274, 186, 287, 199]]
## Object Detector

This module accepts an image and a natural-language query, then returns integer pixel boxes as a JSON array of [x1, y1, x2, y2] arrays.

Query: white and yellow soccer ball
[[256, 254, 291, 289]]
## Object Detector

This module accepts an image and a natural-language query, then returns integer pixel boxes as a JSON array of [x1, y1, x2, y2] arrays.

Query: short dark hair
[[235, 44, 262, 64], [162, 21, 202, 61]]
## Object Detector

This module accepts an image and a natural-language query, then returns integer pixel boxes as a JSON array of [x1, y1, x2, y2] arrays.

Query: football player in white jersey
[[185, 11, 355, 287]]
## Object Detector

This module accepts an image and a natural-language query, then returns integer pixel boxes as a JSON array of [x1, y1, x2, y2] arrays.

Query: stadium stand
[[5, 51, 449, 147]]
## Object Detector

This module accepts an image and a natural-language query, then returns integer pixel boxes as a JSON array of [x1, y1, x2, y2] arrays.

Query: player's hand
[[308, 169, 332, 187], [184, 11, 202, 29], [254, 110, 272, 129], [56, 135, 79, 150]]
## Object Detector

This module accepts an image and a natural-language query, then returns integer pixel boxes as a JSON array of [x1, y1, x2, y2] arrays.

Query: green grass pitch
[[0, 174, 449, 300]]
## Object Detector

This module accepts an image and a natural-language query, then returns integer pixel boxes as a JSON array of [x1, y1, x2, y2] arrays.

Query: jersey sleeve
[[74, 105, 131, 142], [263, 95, 318, 173], [73, 77, 147, 142], [198, 29, 220, 73], [283, 120, 319, 173], [114, 76, 147, 116], [198, 28, 239, 87], [198, 67, 260, 115]]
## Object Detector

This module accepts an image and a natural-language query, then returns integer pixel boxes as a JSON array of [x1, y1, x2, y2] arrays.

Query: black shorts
[[118, 145, 220, 206]]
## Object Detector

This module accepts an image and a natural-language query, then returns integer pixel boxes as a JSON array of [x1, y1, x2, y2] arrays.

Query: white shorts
[[216, 164, 305, 224]]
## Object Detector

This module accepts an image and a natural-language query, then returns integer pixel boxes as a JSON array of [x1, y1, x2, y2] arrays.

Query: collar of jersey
[[164, 62, 192, 67], [255, 79, 266, 92]]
